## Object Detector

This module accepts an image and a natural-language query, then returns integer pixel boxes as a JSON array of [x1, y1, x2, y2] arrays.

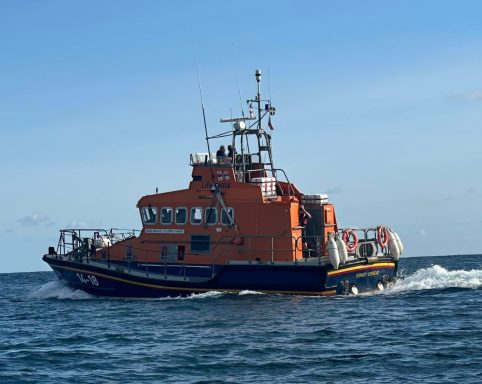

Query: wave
[[156, 289, 265, 301], [29, 282, 265, 302], [187, 289, 265, 299], [238, 290, 265, 296], [187, 290, 226, 299], [387, 265, 482, 294], [29, 280, 94, 300]]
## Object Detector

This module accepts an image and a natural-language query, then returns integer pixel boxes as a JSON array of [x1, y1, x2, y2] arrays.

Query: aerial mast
[[255, 69, 262, 131], [195, 58, 212, 159], [219, 69, 277, 182]]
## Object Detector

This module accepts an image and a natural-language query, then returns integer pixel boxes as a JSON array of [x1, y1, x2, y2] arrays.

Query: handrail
[[211, 233, 299, 265], [244, 167, 294, 197], [56, 228, 140, 261], [52, 226, 392, 271]]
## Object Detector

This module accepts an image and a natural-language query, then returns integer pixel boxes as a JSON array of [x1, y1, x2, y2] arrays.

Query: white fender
[[335, 236, 348, 264], [387, 230, 400, 261], [393, 232, 403, 255], [327, 236, 340, 269]]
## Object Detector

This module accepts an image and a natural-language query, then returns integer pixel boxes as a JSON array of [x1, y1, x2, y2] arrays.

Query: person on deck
[[227, 145, 235, 158], [216, 145, 226, 163], [227, 145, 235, 163], [299, 205, 312, 226]]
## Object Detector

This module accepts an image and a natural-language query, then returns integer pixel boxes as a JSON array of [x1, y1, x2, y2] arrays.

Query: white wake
[[29, 280, 94, 300], [186, 290, 264, 299], [29, 281, 266, 301], [238, 290, 265, 296], [157, 289, 265, 300], [387, 265, 482, 294]]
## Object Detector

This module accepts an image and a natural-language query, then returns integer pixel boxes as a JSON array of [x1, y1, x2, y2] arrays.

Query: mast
[[195, 61, 212, 158], [256, 69, 262, 131]]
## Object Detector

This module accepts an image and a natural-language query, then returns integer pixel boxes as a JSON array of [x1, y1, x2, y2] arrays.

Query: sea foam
[[387, 264, 482, 294], [29, 279, 94, 300], [155, 289, 265, 301], [238, 290, 265, 296]]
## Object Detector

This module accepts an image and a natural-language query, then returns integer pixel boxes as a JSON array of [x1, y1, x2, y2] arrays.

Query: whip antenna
[[195, 57, 212, 157], [268, 67, 272, 101], [194, 56, 216, 185], [232, 43, 245, 117]]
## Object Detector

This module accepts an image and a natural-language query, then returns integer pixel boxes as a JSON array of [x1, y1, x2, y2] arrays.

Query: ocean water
[[1, 255, 482, 384]]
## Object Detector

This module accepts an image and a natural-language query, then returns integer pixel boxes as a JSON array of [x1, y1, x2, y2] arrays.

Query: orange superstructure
[[131, 162, 304, 265]]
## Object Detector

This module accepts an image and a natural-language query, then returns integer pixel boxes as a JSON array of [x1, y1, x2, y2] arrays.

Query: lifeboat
[[42, 70, 401, 297]]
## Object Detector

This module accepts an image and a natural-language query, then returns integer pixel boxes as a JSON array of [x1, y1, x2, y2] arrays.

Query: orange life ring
[[377, 225, 389, 248], [342, 229, 358, 253]]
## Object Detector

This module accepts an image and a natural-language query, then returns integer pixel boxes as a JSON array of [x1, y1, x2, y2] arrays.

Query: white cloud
[[17, 213, 55, 227], [65, 220, 103, 229]]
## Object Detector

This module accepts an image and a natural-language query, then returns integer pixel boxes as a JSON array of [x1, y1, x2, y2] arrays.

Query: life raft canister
[[376, 225, 389, 248], [342, 229, 358, 253]]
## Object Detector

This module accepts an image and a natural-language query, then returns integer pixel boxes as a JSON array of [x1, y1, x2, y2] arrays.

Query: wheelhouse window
[[205, 207, 217, 225], [191, 235, 210, 253], [175, 207, 187, 225], [221, 207, 234, 225], [160, 207, 173, 225], [141, 207, 157, 224], [190, 207, 203, 225]]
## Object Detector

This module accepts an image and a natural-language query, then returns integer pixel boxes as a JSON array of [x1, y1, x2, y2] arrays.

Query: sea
[[1, 255, 482, 384]]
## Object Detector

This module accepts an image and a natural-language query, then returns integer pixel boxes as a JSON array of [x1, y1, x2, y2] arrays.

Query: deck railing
[[49, 227, 392, 279], [54, 228, 139, 264]]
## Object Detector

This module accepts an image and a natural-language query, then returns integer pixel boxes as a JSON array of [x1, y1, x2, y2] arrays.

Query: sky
[[1, 0, 481, 273]]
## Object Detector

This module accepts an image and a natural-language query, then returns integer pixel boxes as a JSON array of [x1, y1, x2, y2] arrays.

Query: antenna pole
[[232, 43, 245, 118], [268, 67, 272, 102], [196, 59, 212, 157], [255, 69, 262, 130]]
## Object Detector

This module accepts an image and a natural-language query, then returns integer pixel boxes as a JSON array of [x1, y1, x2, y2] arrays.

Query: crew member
[[299, 204, 312, 226], [216, 145, 226, 163], [227, 145, 235, 158]]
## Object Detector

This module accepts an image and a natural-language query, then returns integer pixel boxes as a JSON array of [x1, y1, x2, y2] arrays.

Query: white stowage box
[[302, 194, 329, 205], [191, 152, 217, 164], [252, 177, 277, 197], [252, 177, 276, 183]]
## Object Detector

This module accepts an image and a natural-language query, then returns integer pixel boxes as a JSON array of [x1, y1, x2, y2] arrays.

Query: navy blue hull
[[43, 255, 397, 297]]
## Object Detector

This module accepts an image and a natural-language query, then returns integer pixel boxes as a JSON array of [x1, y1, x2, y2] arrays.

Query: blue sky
[[1, 1, 481, 272]]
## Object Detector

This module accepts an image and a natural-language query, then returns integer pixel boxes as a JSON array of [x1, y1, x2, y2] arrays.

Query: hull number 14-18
[[76, 273, 99, 286]]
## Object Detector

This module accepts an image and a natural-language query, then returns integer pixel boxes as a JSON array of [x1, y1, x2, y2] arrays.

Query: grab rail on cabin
[[129, 234, 294, 261], [79, 233, 299, 278], [211, 234, 299, 266], [272, 168, 294, 197], [245, 168, 294, 197]]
